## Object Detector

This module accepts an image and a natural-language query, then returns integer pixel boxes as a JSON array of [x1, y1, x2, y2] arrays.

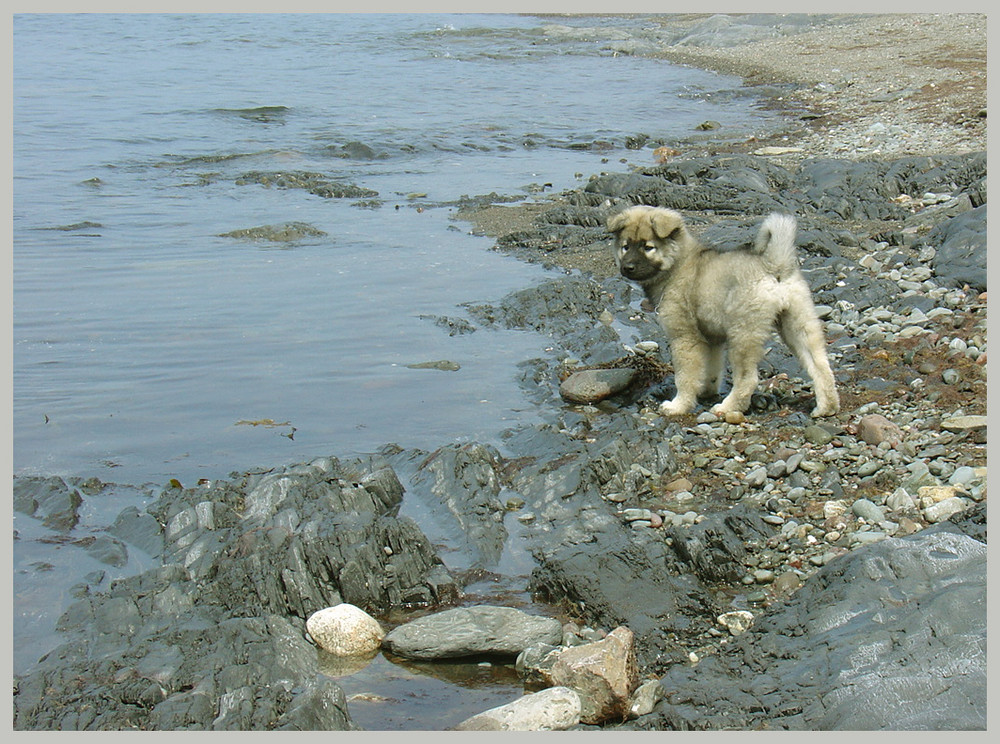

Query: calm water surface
[[13, 13, 783, 725]]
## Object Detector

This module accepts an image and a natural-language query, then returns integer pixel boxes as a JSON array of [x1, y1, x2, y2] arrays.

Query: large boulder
[[530, 626, 640, 724]]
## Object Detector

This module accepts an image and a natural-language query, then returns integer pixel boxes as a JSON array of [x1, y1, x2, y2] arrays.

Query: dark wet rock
[[13, 476, 83, 532], [465, 275, 632, 366], [108, 505, 164, 558], [218, 221, 327, 242], [40, 221, 103, 231], [14, 564, 358, 730], [382, 605, 563, 661], [405, 359, 461, 371], [559, 367, 637, 404], [13, 455, 464, 730], [175, 458, 459, 618], [665, 505, 774, 583], [407, 443, 509, 568], [584, 172, 786, 216], [496, 152, 984, 278], [924, 205, 987, 290], [214, 105, 290, 123], [234, 170, 378, 199], [81, 534, 129, 567], [327, 140, 388, 160], [419, 314, 477, 335], [650, 526, 986, 730]]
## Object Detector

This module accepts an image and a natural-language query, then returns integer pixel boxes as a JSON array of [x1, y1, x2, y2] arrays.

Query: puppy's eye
[[644, 244, 657, 253]]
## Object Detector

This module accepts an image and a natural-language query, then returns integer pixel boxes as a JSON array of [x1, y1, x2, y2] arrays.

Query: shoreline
[[650, 13, 986, 161], [459, 12, 986, 278]]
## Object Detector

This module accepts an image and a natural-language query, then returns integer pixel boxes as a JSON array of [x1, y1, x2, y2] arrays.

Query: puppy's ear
[[650, 211, 685, 242], [607, 211, 628, 233]]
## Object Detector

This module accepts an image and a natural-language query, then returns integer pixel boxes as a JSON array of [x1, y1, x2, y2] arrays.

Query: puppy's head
[[607, 206, 688, 283]]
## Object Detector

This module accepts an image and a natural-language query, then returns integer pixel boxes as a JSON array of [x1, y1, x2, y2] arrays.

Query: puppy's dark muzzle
[[620, 262, 657, 282]]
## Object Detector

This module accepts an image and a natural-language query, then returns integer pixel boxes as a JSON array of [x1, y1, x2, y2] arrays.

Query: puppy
[[608, 205, 839, 418]]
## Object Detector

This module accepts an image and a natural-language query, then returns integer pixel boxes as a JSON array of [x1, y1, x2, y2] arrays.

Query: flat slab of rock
[[452, 687, 582, 731], [940, 415, 987, 432], [381, 605, 563, 660], [560, 368, 636, 404]]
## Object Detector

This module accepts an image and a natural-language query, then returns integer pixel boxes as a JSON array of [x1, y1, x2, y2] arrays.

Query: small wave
[[212, 105, 291, 123]]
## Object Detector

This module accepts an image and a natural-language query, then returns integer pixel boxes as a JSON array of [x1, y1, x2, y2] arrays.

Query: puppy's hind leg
[[660, 338, 709, 416], [777, 299, 840, 417]]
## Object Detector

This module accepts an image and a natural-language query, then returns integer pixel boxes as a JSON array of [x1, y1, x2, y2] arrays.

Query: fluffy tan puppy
[[608, 205, 839, 418]]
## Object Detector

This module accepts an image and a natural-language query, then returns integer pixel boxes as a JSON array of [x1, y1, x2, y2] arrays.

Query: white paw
[[711, 399, 746, 417], [659, 400, 693, 416], [811, 404, 839, 418]]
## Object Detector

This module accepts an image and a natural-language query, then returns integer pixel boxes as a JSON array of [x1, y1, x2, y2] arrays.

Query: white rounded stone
[[306, 603, 385, 656]]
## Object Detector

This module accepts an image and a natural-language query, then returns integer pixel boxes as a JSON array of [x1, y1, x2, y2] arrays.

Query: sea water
[[13, 13, 781, 486], [13, 13, 784, 723]]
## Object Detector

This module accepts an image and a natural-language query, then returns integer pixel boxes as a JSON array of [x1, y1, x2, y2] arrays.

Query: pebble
[[767, 460, 787, 478], [856, 460, 882, 477], [886, 488, 917, 513], [622, 508, 656, 522], [745, 467, 768, 487], [941, 368, 960, 385], [823, 500, 849, 519], [665, 477, 693, 493], [857, 414, 903, 446], [784, 453, 805, 474], [851, 531, 887, 546], [923, 497, 970, 523], [717, 611, 755, 636], [917, 485, 965, 506], [948, 466, 977, 487], [772, 571, 802, 594], [786, 487, 806, 501], [803, 425, 834, 446], [851, 499, 885, 524]]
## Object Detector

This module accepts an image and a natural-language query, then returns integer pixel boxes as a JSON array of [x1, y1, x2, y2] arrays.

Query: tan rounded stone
[[306, 603, 385, 656]]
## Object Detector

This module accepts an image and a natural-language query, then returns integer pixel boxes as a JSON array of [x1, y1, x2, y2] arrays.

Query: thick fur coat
[[608, 205, 839, 418]]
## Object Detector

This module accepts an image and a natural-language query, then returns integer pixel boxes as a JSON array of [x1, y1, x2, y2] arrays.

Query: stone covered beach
[[14, 14, 987, 731]]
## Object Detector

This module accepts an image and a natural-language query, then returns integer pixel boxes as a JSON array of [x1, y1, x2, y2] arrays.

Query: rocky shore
[[13, 13, 987, 731]]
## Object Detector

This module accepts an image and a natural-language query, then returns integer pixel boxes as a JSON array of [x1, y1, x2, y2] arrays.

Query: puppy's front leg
[[660, 338, 708, 416], [701, 344, 725, 399], [711, 340, 763, 416]]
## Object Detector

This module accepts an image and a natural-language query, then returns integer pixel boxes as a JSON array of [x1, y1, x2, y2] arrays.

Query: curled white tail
[[753, 213, 798, 278]]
